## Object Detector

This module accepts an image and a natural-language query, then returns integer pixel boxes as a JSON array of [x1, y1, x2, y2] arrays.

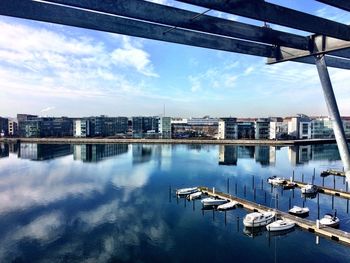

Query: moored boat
[[301, 184, 318, 194], [217, 201, 238, 210], [288, 206, 309, 217], [319, 213, 340, 228], [266, 219, 295, 232], [267, 176, 286, 186], [201, 197, 227, 207], [243, 211, 276, 227], [187, 191, 202, 200], [176, 187, 198, 196]]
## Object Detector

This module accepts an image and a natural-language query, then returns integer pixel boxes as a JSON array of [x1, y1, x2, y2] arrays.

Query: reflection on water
[[218, 144, 342, 167], [73, 144, 128, 162], [0, 143, 349, 262], [0, 143, 9, 158]]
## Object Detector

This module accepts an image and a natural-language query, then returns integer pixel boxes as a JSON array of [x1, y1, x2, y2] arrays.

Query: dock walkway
[[199, 187, 350, 245], [287, 180, 350, 199]]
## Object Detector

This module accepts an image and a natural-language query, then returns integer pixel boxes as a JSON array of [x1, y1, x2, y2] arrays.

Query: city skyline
[[1, 1, 350, 118]]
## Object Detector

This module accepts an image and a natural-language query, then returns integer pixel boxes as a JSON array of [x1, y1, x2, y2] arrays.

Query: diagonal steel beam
[[46, 0, 309, 50], [177, 0, 350, 41], [316, 0, 350, 12], [0, 0, 275, 58]]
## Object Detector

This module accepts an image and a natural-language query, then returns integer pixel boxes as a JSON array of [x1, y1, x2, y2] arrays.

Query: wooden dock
[[199, 186, 350, 246], [321, 169, 345, 177], [287, 180, 350, 199]]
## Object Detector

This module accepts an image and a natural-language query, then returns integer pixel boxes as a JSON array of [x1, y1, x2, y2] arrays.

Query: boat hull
[[201, 198, 227, 207], [266, 220, 295, 232]]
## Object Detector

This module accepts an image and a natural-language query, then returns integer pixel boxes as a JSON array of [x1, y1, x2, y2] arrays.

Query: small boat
[[243, 211, 276, 227], [187, 191, 202, 200], [288, 206, 309, 217], [283, 182, 296, 190], [266, 219, 295, 232], [201, 197, 227, 207], [320, 213, 340, 228], [217, 201, 238, 210], [176, 187, 198, 196], [267, 176, 286, 185], [301, 184, 318, 194]]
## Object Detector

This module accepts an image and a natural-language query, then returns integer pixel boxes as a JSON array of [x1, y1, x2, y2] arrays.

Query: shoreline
[[0, 137, 344, 146]]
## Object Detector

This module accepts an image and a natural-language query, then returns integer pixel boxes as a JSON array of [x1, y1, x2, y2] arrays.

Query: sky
[[0, 0, 350, 118]]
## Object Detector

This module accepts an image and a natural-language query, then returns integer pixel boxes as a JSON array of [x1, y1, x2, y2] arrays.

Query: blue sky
[[0, 0, 350, 118]]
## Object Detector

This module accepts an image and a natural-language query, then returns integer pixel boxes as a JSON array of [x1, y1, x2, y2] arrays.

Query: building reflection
[[0, 143, 9, 158], [19, 143, 72, 161], [254, 146, 270, 166], [288, 144, 340, 165], [218, 145, 237, 165], [218, 145, 274, 166], [132, 144, 152, 164], [8, 143, 19, 154], [74, 144, 128, 162]]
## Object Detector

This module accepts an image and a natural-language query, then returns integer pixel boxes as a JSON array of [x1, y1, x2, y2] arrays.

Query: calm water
[[0, 143, 349, 262]]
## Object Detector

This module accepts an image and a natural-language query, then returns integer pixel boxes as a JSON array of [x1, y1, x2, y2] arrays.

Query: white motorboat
[[187, 191, 202, 200], [267, 176, 286, 185], [266, 219, 295, 231], [176, 187, 198, 196], [320, 213, 340, 228], [243, 211, 276, 227], [217, 201, 238, 210], [288, 206, 309, 217], [201, 197, 227, 207], [301, 184, 318, 194]]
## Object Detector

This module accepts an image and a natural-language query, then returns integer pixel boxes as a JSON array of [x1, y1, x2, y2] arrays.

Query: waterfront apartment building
[[0, 117, 9, 137], [73, 119, 90, 137], [159, 117, 171, 139], [269, 121, 288, 139], [217, 118, 238, 139], [132, 116, 159, 138], [17, 114, 38, 137], [19, 117, 73, 137], [254, 118, 270, 139], [8, 120, 18, 136], [74, 116, 128, 137]]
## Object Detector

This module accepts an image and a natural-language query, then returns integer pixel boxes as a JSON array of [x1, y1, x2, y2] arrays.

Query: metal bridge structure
[[1, 0, 350, 178]]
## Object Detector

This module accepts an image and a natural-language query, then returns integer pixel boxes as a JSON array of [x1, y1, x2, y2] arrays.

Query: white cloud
[[0, 19, 159, 107], [41, 106, 55, 113], [111, 37, 159, 77]]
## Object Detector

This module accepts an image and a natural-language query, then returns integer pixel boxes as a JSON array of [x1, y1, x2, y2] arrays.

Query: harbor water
[[0, 143, 349, 262]]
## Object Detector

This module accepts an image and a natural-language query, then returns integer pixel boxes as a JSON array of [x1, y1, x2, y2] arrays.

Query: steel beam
[[314, 55, 350, 179], [177, 0, 350, 41], [316, 0, 350, 12], [291, 56, 350, 70], [267, 35, 350, 68], [46, 0, 309, 50], [0, 0, 274, 57]]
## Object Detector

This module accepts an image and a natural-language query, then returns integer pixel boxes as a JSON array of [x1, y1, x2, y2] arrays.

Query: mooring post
[[169, 186, 171, 203], [302, 173, 304, 183], [333, 175, 336, 189], [261, 179, 264, 190], [317, 193, 320, 219], [227, 178, 230, 193], [292, 170, 295, 181], [332, 195, 334, 210], [252, 175, 255, 189], [244, 185, 246, 197], [315, 55, 350, 182]]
